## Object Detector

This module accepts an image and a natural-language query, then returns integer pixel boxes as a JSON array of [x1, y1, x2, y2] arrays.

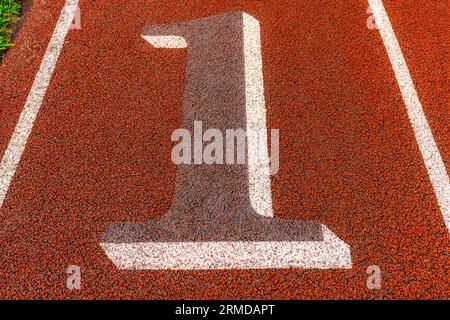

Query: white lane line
[[0, 0, 79, 210], [101, 225, 351, 270], [369, 0, 450, 232]]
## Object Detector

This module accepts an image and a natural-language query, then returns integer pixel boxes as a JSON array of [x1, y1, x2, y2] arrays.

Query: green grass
[[0, 0, 21, 58]]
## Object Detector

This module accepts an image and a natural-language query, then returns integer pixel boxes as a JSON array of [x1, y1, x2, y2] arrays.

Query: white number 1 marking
[[101, 12, 351, 270]]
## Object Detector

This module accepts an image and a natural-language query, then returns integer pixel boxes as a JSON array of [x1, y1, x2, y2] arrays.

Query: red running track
[[0, 0, 448, 299]]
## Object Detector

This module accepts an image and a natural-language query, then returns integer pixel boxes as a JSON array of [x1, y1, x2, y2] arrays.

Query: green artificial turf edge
[[0, 0, 22, 61]]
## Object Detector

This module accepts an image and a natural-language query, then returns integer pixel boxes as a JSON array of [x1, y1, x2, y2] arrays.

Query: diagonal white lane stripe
[[368, 0, 450, 232], [0, 0, 79, 210]]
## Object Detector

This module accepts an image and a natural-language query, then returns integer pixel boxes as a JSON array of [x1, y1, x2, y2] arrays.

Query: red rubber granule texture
[[0, 0, 448, 299]]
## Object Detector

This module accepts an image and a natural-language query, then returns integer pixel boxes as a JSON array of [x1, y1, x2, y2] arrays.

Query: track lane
[[0, 0, 448, 299]]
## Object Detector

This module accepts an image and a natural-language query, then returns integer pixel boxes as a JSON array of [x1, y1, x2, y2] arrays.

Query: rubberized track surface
[[0, 0, 448, 299]]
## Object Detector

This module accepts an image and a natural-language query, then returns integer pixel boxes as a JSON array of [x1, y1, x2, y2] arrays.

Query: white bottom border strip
[[100, 225, 351, 270]]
